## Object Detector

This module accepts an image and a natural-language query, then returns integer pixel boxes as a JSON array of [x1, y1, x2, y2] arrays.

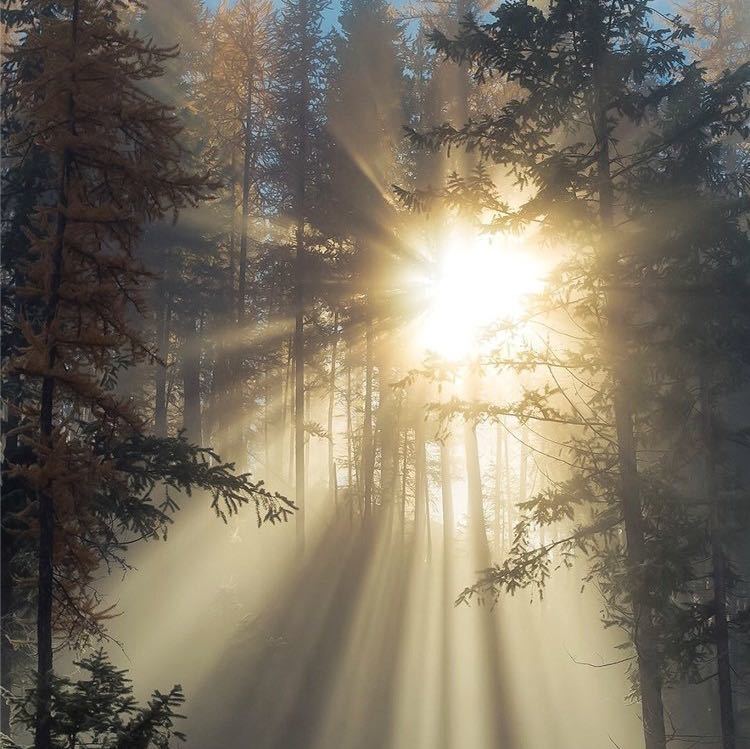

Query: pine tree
[[406, 2, 750, 746], [2, 3, 292, 747], [328, 0, 407, 524], [624, 68, 750, 748], [194, 0, 276, 469], [5, 649, 187, 749], [271, 0, 333, 555]]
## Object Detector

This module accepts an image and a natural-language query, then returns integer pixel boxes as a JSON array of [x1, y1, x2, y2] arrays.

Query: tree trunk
[[36, 6, 80, 746], [362, 316, 374, 522], [284, 337, 293, 484], [237, 63, 253, 330], [181, 324, 202, 446], [328, 312, 339, 507], [346, 351, 354, 523], [702, 375, 735, 749], [400, 428, 408, 546], [424, 462, 432, 563], [293, 7, 309, 556], [464, 420, 490, 568], [519, 426, 528, 507], [439, 439, 454, 749], [594, 65, 666, 749], [504, 422, 513, 547], [414, 406, 426, 547], [154, 292, 171, 438], [294, 234, 305, 556], [378, 354, 397, 519], [494, 423, 503, 555]]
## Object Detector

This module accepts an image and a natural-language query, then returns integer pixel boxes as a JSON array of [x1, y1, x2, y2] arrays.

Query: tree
[[271, 0, 332, 555], [624, 68, 750, 748], [2, 3, 292, 747], [4, 649, 186, 749], [328, 0, 406, 524], [194, 0, 276, 469], [406, 2, 750, 746]]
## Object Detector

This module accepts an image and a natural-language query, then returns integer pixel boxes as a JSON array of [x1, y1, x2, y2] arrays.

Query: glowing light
[[418, 230, 544, 360]]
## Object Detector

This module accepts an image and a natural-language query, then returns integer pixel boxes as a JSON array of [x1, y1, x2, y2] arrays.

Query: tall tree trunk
[[702, 375, 735, 749], [440, 441, 454, 552], [35, 6, 80, 746], [594, 63, 666, 749], [293, 5, 310, 556], [465, 401, 513, 748], [439, 439, 454, 749], [294, 235, 305, 555], [346, 351, 354, 523], [424, 462, 432, 563], [328, 312, 339, 507], [154, 292, 171, 438], [362, 316, 374, 522], [494, 423, 503, 555], [414, 405, 426, 547], [378, 354, 397, 520], [519, 426, 528, 507], [237, 63, 253, 330], [400, 429, 408, 546], [181, 323, 202, 445], [464, 420, 490, 567], [284, 337, 293, 484]]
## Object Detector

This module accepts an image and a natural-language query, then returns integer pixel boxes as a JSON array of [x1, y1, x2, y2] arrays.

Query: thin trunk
[[465, 412, 513, 748], [464, 420, 490, 568], [346, 352, 354, 523], [181, 322, 202, 445], [440, 441, 455, 548], [400, 428, 408, 546], [702, 375, 735, 749], [414, 408, 426, 546], [154, 292, 171, 438], [424, 464, 432, 562], [594, 62, 665, 748], [494, 423, 503, 555], [379, 357, 397, 516], [362, 317, 374, 522], [328, 312, 339, 507], [263, 366, 269, 469], [519, 426, 528, 506], [284, 337, 293, 483], [36, 5, 80, 747], [294, 247, 305, 555], [237, 61, 253, 329], [294, 7, 309, 555], [504, 422, 512, 548], [439, 439, 454, 749]]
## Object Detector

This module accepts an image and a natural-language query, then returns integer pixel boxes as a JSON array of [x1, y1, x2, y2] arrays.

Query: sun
[[418, 229, 544, 360]]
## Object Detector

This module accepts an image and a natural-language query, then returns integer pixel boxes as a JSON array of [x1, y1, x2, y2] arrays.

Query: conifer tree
[[328, 0, 406, 523], [406, 2, 750, 746], [271, 0, 332, 555], [2, 3, 292, 747], [624, 69, 750, 748], [5, 649, 187, 749]]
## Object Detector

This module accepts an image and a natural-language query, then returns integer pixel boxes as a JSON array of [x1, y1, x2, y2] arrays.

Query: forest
[[1, 0, 750, 747]]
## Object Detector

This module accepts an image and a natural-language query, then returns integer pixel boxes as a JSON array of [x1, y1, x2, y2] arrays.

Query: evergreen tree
[[406, 2, 750, 746], [2, 3, 292, 747], [4, 649, 186, 749], [624, 69, 750, 747], [328, 0, 407, 523], [271, 0, 333, 555]]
